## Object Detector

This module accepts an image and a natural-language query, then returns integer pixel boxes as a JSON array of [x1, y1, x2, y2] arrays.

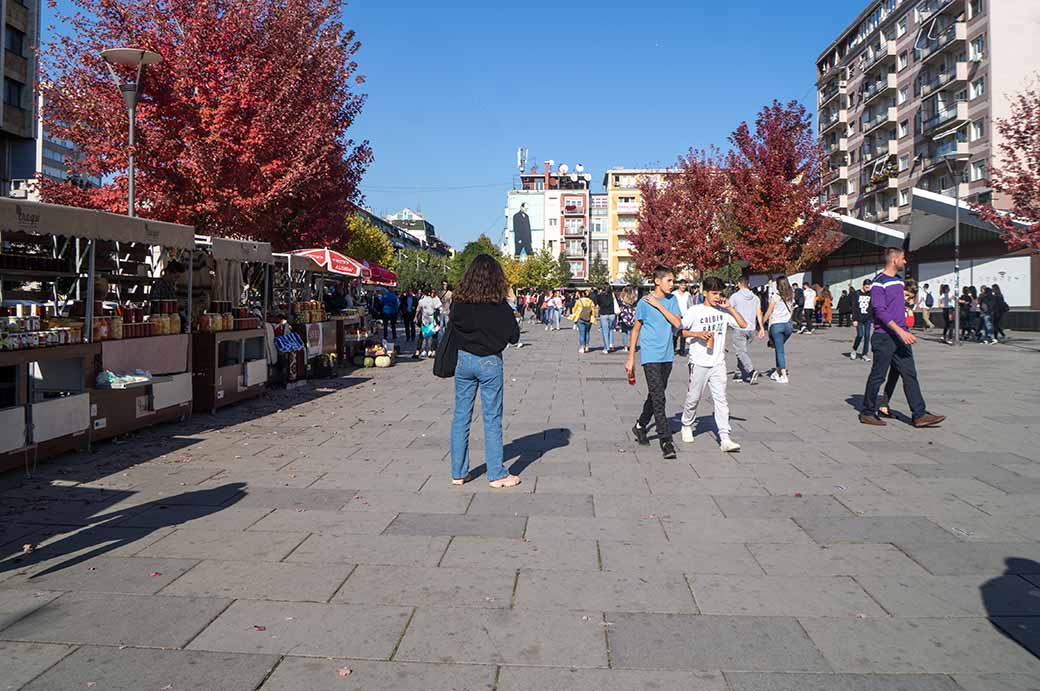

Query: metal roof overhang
[[823, 211, 907, 248], [908, 187, 1022, 248]]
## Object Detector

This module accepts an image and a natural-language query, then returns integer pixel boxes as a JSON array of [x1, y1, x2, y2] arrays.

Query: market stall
[[0, 198, 195, 469], [289, 249, 370, 370], [191, 236, 273, 412]]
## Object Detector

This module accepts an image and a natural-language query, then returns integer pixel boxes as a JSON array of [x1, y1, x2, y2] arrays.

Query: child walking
[[624, 266, 683, 459], [656, 277, 746, 452]]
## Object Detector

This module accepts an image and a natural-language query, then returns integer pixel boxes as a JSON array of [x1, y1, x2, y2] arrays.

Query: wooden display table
[[192, 329, 268, 413]]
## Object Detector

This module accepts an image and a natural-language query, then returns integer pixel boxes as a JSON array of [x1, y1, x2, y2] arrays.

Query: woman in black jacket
[[449, 254, 521, 488]]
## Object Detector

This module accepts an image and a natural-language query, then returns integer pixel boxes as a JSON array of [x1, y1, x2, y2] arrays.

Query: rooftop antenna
[[516, 147, 528, 173]]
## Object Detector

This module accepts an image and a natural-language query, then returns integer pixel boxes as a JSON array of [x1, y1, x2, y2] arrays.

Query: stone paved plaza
[[2, 321, 1040, 690]]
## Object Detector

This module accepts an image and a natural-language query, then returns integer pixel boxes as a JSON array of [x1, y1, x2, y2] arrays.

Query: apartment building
[[602, 168, 673, 280], [504, 161, 592, 280], [1, 0, 41, 194], [385, 208, 452, 257], [589, 193, 609, 275], [817, 0, 1040, 225]]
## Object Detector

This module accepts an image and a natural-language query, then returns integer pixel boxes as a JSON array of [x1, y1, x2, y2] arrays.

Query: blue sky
[[44, 0, 868, 250]]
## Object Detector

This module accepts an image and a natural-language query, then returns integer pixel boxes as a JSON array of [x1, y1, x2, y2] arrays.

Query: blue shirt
[[634, 294, 681, 365]]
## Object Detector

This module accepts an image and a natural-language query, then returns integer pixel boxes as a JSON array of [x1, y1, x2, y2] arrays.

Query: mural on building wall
[[513, 204, 533, 257]]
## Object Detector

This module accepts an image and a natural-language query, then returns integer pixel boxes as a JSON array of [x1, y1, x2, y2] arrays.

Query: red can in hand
[[627, 370, 636, 386]]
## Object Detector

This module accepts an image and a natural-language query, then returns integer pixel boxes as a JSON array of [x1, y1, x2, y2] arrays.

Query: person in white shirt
[[918, 283, 934, 330], [799, 282, 817, 334], [728, 274, 766, 384], [415, 288, 442, 357], [677, 277, 747, 452]]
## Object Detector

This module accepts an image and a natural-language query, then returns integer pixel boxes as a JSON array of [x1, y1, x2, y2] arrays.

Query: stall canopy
[[274, 252, 325, 274], [293, 248, 370, 278], [0, 198, 195, 249], [196, 235, 274, 264], [364, 261, 397, 287]]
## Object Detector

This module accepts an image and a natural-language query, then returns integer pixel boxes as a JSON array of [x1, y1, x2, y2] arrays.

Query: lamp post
[[939, 151, 970, 346], [100, 48, 163, 217]]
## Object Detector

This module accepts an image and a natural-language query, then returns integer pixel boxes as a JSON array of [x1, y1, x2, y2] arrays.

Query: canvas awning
[[274, 252, 325, 274], [0, 198, 195, 249], [292, 248, 370, 278], [196, 235, 274, 264], [364, 261, 397, 287]]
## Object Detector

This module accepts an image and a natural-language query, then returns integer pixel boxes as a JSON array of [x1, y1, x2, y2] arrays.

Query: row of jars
[[0, 325, 83, 351]]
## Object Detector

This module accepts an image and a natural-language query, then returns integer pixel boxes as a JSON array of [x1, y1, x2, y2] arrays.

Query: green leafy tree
[[557, 251, 573, 284], [520, 247, 559, 289], [588, 253, 609, 288], [448, 234, 502, 284], [345, 214, 396, 270], [624, 263, 644, 287], [396, 249, 448, 291], [501, 256, 525, 288]]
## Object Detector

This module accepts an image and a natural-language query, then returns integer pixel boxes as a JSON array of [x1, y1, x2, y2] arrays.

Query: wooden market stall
[[191, 236, 273, 413], [0, 198, 195, 470]]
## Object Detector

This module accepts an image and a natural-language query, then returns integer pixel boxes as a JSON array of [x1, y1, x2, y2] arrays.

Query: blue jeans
[[550, 307, 560, 329], [980, 313, 994, 340], [576, 320, 592, 348], [451, 351, 506, 482], [853, 321, 871, 355], [770, 322, 793, 370], [599, 315, 616, 350], [619, 326, 631, 348]]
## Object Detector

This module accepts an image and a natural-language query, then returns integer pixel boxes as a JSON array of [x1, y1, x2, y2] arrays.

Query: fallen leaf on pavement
[[253, 625, 266, 631], [337, 667, 352, 677], [150, 572, 162, 577]]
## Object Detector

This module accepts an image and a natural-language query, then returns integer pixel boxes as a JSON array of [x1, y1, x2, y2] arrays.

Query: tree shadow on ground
[[982, 557, 1040, 661]]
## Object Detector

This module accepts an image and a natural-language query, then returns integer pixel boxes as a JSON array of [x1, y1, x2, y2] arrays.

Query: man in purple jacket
[[859, 246, 944, 427]]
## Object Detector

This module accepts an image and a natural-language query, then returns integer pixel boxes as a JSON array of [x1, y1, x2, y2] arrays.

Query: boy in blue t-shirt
[[624, 265, 684, 459]]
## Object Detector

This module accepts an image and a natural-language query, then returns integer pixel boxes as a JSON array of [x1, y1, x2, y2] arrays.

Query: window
[[591, 240, 608, 258], [970, 118, 985, 141], [548, 218, 557, 227], [5, 25, 24, 56], [900, 189, 910, 206], [970, 77, 985, 99], [954, 88, 967, 102], [897, 16, 908, 37], [590, 220, 603, 234], [970, 35, 986, 61], [899, 155, 909, 172], [899, 120, 910, 138], [848, 180, 856, 194], [3, 77, 22, 108], [969, 0, 983, 19], [898, 52, 908, 70], [898, 87, 909, 105], [971, 159, 987, 181]]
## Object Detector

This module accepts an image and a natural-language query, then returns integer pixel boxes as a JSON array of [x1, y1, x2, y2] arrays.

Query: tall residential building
[[1, 0, 41, 193], [503, 161, 592, 280], [385, 208, 452, 256], [602, 168, 674, 280], [589, 193, 609, 278], [817, 0, 1040, 224]]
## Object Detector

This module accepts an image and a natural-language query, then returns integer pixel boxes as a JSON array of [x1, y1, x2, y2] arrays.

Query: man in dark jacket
[[849, 279, 873, 360], [594, 287, 617, 352], [837, 289, 852, 327]]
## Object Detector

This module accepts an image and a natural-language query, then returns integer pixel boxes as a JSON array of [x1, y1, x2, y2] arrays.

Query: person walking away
[[550, 291, 563, 330], [617, 287, 637, 352], [672, 280, 694, 355], [571, 290, 597, 353], [401, 288, 418, 344], [979, 286, 998, 344], [381, 288, 400, 340], [850, 280, 873, 361], [837, 289, 851, 328], [859, 246, 944, 428], [669, 276, 746, 452], [449, 254, 521, 488], [729, 273, 765, 384], [821, 287, 833, 326], [799, 282, 817, 334], [939, 284, 954, 343], [968, 286, 982, 341], [596, 286, 617, 353], [992, 284, 1009, 341], [762, 276, 795, 383], [624, 266, 683, 459], [920, 284, 935, 330], [792, 282, 804, 329], [438, 281, 453, 331], [415, 288, 442, 358]]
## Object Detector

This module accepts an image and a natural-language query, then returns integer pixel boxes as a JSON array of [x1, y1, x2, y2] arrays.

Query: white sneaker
[[602, 349, 609, 354], [681, 425, 695, 443], [578, 346, 584, 354], [848, 352, 857, 360], [769, 371, 781, 382], [778, 374, 789, 383], [719, 437, 741, 453], [863, 355, 871, 362]]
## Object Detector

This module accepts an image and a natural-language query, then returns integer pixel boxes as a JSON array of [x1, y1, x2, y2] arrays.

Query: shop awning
[[0, 198, 195, 249], [274, 252, 325, 273], [822, 211, 907, 249], [292, 248, 370, 278], [364, 261, 397, 287], [195, 235, 274, 263], [907, 187, 1028, 249]]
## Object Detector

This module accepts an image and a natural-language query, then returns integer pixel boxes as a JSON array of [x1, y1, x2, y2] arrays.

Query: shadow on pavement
[[466, 429, 573, 479], [981, 557, 1040, 661]]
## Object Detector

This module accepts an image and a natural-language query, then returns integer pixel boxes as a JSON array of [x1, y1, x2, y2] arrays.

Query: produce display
[[197, 302, 261, 332], [353, 343, 394, 368], [1, 309, 84, 351]]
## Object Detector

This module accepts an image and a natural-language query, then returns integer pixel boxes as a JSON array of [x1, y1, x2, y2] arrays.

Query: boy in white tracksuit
[[678, 276, 747, 452]]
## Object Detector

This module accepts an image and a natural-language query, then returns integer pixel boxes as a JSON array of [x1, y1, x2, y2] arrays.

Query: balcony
[[565, 245, 586, 258], [823, 165, 849, 186], [922, 141, 970, 171], [862, 73, 897, 106], [563, 225, 587, 238], [864, 205, 900, 224], [920, 61, 969, 97], [918, 23, 967, 64], [862, 138, 899, 164], [825, 137, 849, 156], [922, 101, 969, 133], [826, 193, 849, 211], [865, 40, 898, 70], [818, 80, 848, 109], [862, 107, 897, 135], [819, 109, 848, 135], [615, 200, 640, 215]]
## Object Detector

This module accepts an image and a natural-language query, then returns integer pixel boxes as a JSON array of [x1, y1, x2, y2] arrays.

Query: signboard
[[306, 323, 323, 357]]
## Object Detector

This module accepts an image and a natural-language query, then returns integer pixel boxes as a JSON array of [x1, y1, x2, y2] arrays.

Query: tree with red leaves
[[631, 149, 729, 274], [972, 79, 1040, 252], [726, 100, 839, 274], [40, 0, 372, 250]]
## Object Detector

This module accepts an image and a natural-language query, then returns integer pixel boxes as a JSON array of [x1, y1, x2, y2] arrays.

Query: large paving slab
[[332, 564, 515, 608], [259, 657, 497, 691], [383, 512, 526, 538], [794, 516, 959, 544], [159, 559, 354, 601], [467, 492, 595, 517], [439, 536, 598, 571], [724, 672, 962, 690], [496, 667, 728, 691], [284, 534, 450, 567], [748, 544, 932, 576], [0, 556, 198, 595], [688, 575, 887, 617], [136, 528, 308, 561], [514, 569, 697, 613], [0, 641, 75, 691]]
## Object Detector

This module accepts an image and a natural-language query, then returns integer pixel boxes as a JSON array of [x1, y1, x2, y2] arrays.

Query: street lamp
[[100, 48, 163, 218], [937, 150, 970, 346]]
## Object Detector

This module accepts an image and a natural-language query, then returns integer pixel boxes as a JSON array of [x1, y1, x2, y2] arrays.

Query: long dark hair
[[774, 276, 793, 306], [454, 254, 509, 304]]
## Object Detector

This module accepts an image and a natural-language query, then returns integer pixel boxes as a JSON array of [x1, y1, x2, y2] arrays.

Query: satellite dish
[[575, 164, 584, 173], [583, 174, 592, 182], [547, 159, 555, 168], [559, 164, 569, 175], [570, 173, 579, 182]]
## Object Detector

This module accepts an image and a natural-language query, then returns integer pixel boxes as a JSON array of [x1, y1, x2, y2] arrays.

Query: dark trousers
[[673, 331, 687, 356], [638, 361, 673, 442], [803, 308, 816, 330], [838, 312, 851, 327], [942, 308, 954, 341], [853, 322, 871, 355], [383, 314, 398, 340], [863, 332, 927, 419], [403, 313, 416, 341]]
